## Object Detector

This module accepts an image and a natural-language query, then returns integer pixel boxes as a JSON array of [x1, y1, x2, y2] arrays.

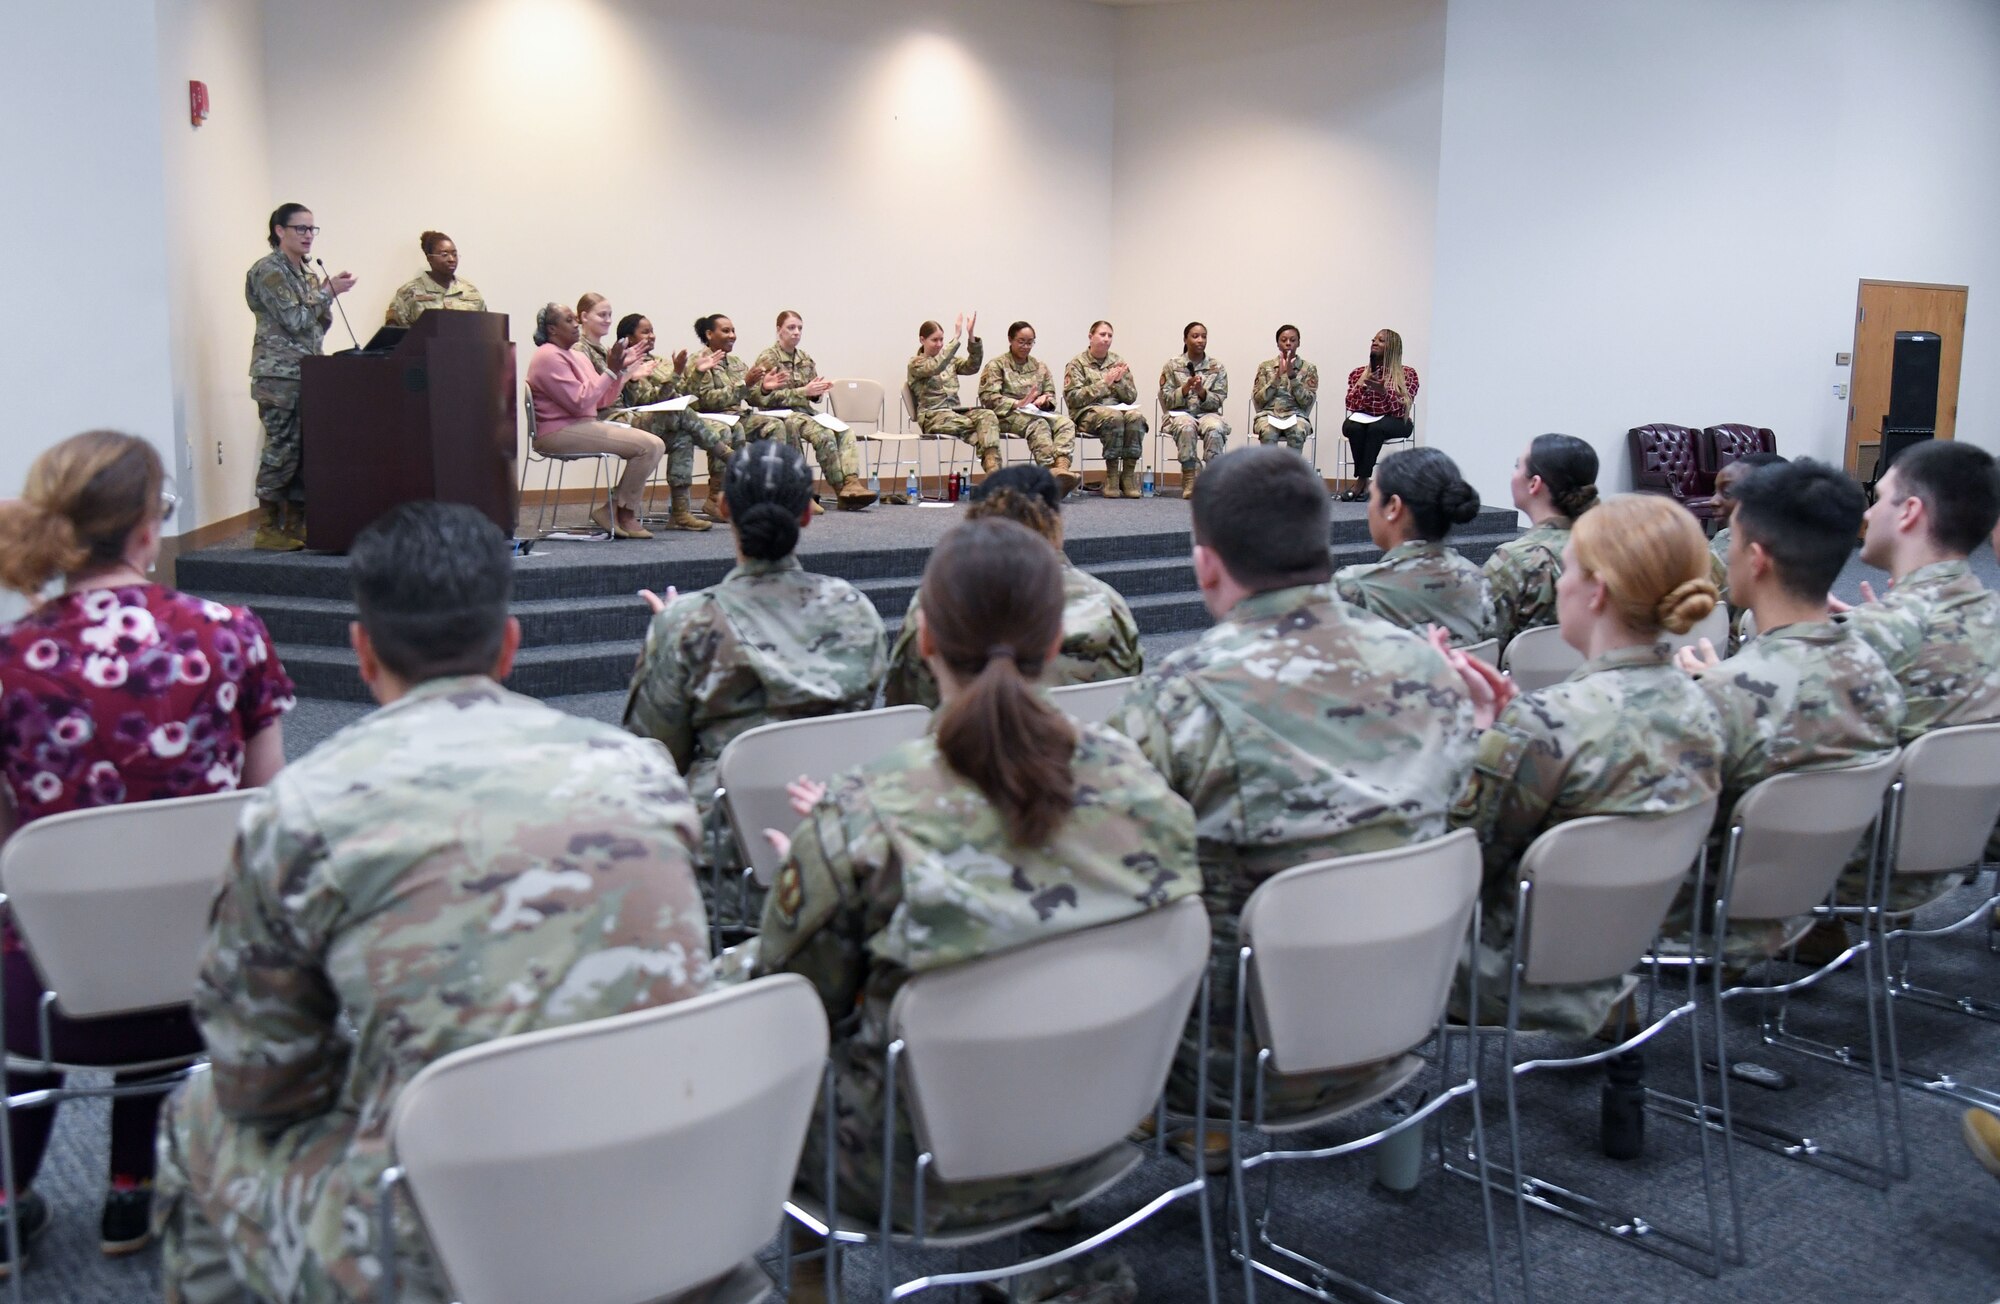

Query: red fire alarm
[[189, 81, 210, 127]]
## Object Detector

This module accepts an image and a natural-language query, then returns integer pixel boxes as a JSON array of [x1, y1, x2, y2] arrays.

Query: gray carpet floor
[[22, 548, 2000, 1304]]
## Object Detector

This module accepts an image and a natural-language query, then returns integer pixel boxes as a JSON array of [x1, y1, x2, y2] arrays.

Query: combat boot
[[1101, 459, 1127, 498], [252, 501, 302, 552], [835, 477, 878, 511], [283, 503, 309, 545], [980, 447, 1002, 474], [665, 487, 712, 531], [1121, 462, 1143, 498], [701, 453, 730, 521], [1181, 463, 1200, 500], [1051, 456, 1080, 496]]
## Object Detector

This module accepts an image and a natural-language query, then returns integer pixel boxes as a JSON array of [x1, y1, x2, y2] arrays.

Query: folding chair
[[892, 384, 978, 491], [1046, 677, 1134, 727], [1225, 829, 1503, 1304], [1442, 800, 1726, 1296], [378, 977, 829, 1304], [0, 790, 255, 1300], [711, 706, 933, 946], [1461, 638, 1500, 668], [1662, 605, 1730, 659], [1498, 625, 1583, 694], [1250, 396, 1320, 479], [519, 384, 615, 541], [786, 896, 1218, 1303]]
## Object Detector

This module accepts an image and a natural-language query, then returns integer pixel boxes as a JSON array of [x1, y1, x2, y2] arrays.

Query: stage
[[175, 496, 1523, 703]]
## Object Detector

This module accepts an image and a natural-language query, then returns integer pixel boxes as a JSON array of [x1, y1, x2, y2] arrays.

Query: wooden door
[[1845, 280, 1967, 478]]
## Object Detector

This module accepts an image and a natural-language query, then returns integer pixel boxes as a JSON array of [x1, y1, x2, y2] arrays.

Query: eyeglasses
[[284, 224, 320, 235], [160, 485, 179, 523]]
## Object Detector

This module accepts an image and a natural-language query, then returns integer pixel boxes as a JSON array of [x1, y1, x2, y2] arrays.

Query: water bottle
[[906, 468, 921, 503], [946, 471, 961, 503], [1600, 1052, 1645, 1161], [1142, 468, 1156, 498], [868, 470, 881, 498], [1373, 1094, 1425, 1192]]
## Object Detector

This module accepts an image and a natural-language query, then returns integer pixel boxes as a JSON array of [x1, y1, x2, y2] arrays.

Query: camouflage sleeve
[[193, 783, 348, 1127], [757, 781, 884, 1027], [1157, 362, 1183, 412], [1251, 361, 1281, 410], [385, 283, 418, 327], [883, 610, 941, 708], [1331, 566, 1367, 610], [1484, 550, 1523, 648], [622, 602, 702, 773], [1450, 708, 1564, 889], [1695, 670, 1759, 806], [957, 336, 984, 376], [687, 359, 738, 412], [1835, 602, 1919, 679], [1105, 592, 1143, 679], [1297, 361, 1321, 409], [1064, 355, 1108, 414], [1206, 365, 1229, 413], [978, 360, 1006, 411], [908, 339, 960, 382], [1107, 676, 1190, 793], [464, 286, 488, 312], [763, 348, 814, 410], [251, 265, 333, 339], [1110, 360, 1138, 405], [622, 359, 680, 407]]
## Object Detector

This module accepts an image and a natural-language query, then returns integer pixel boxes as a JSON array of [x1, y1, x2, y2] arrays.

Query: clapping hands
[[1426, 626, 1515, 730], [760, 776, 829, 861]]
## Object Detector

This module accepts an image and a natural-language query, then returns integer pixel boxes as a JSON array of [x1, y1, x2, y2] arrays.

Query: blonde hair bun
[[1655, 578, 1719, 635]]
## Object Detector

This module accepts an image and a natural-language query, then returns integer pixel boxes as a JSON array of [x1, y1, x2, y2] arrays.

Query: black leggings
[[1341, 415, 1414, 482]]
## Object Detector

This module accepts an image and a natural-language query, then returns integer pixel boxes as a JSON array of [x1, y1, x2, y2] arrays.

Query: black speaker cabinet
[[1886, 331, 1941, 433]]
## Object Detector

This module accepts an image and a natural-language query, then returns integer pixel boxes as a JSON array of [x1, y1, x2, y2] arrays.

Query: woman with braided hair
[[883, 464, 1141, 707], [622, 441, 885, 822]]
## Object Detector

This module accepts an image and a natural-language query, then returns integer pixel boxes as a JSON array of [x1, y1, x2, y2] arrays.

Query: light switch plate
[[1835, 352, 1852, 366]]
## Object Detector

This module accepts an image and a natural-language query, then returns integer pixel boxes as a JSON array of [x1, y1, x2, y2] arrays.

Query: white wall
[[1110, 0, 1447, 473], [0, 2, 179, 506], [242, 0, 1115, 504], [157, 0, 274, 530], [1427, 0, 2000, 513]]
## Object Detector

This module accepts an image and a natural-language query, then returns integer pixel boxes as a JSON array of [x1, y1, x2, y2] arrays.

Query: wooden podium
[[299, 311, 517, 552]]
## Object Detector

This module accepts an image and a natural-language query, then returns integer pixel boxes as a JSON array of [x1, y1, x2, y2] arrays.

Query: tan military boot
[[1181, 463, 1200, 500], [283, 503, 309, 545], [1052, 456, 1080, 496], [980, 447, 1002, 474], [1122, 462, 1143, 498], [835, 477, 878, 511], [701, 455, 729, 521], [1101, 459, 1127, 498], [252, 502, 302, 552], [665, 487, 712, 531]]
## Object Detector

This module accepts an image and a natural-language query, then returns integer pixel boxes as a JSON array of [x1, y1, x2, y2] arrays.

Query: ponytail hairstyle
[[694, 313, 730, 346], [418, 229, 451, 255], [575, 291, 606, 318], [965, 463, 1063, 547], [266, 202, 309, 248], [0, 431, 164, 595], [722, 440, 813, 561], [1373, 328, 1409, 401], [1373, 446, 1479, 542], [920, 517, 1077, 846], [1570, 493, 1717, 636], [1526, 433, 1600, 520]]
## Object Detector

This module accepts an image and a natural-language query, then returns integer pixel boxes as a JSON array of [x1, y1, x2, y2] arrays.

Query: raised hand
[[760, 368, 791, 392], [786, 776, 828, 815], [966, 310, 977, 337], [695, 349, 723, 373], [607, 338, 630, 372], [671, 348, 689, 372], [953, 312, 965, 339], [637, 585, 679, 614], [1107, 362, 1129, 384], [329, 270, 358, 295], [805, 376, 833, 397], [1277, 354, 1293, 378], [1674, 638, 1721, 674], [1426, 626, 1515, 730]]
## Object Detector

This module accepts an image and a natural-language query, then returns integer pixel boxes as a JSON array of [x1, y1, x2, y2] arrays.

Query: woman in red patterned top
[[1339, 328, 1420, 502], [0, 430, 294, 1269]]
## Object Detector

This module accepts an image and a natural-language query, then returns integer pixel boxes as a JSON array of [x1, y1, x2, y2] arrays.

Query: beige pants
[[533, 420, 664, 512]]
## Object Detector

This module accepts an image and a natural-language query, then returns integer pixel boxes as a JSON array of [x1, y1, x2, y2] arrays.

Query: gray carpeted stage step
[[176, 499, 1520, 702]]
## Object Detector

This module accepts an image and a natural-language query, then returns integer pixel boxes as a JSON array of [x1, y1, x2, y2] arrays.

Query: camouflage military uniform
[[1064, 350, 1147, 463], [245, 250, 332, 503], [683, 352, 753, 475], [741, 344, 862, 490], [1334, 540, 1494, 647], [1837, 559, 2000, 907], [1158, 354, 1231, 471], [577, 336, 610, 375], [622, 555, 887, 822], [757, 726, 1199, 1231], [908, 338, 1000, 458], [619, 356, 728, 491], [1483, 517, 1572, 653], [1450, 644, 1725, 1034], [383, 272, 486, 326], [1110, 583, 1476, 1113], [156, 676, 710, 1304], [1250, 356, 1319, 452], [979, 353, 1077, 467], [1666, 621, 1904, 960], [884, 561, 1143, 709]]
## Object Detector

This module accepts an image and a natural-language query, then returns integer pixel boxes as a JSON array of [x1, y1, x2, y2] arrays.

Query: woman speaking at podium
[[384, 230, 486, 326], [245, 203, 356, 551]]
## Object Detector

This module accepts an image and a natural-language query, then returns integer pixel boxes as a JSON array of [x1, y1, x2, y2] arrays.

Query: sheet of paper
[[811, 413, 851, 433], [751, 408, 796, 418], [620, 394, 695, 413], [1100, 402, 1143, 412], [1264, 414, 1300, 430], [1166, 410, 1192, 420], [700, 412, 741, 427], [1346, 411, 1384, 424]]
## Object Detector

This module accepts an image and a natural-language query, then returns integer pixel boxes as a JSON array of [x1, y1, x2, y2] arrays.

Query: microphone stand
[[316, 257, 363, 351]]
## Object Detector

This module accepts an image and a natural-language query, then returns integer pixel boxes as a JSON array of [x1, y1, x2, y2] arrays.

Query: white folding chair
[[787, 896, 1218, 1303], [1461, 638, 1500, 668], [1498, 625, 1583, 693], [519, 384, 615, 541], [1442, 800, 1727, 1295], [1046, 677, 1134, 726], [378, 977, 829, 1304], [832, 379, 922, 492], [1662, 605, 1730, 658], [890, 383, 978, 493], [1226, 829, 1503, 1303], [0, 790, 255, 1299]]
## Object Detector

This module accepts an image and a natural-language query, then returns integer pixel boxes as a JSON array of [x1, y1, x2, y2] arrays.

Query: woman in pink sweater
[[526, 301, 664, 538]]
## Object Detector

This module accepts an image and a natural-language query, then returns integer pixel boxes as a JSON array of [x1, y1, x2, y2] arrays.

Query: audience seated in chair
[[751, 515, 1200, 1236], [1485, 433, 1600, 654], [1667, 459, 1904, 962], [1109, 447, 1477, 1126], [155, 502, 711, 1304], [0, 430, 295, 1275], [885, 465, 1140, 708], [1434, 493, 1724, 1034], [1333, 445, 1493, 647]]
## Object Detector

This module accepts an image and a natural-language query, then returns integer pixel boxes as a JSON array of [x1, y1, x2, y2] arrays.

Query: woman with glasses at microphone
[[245, 204, 357, 551]]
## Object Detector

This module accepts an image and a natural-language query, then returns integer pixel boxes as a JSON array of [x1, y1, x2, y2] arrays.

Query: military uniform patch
[[774, 860, 806, 927]]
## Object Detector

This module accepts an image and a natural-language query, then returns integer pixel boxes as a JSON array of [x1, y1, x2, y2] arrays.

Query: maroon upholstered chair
[[1698, 425, 1777, 492], [1627, 423, 1707, 513]]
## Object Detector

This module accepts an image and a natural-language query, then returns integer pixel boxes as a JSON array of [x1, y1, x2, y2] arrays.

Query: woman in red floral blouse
[[1339, 327, 1420, 503], [0, 430, 294, 1269]]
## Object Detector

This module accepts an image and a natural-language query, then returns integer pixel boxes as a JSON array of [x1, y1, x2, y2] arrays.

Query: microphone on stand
[[316, 257, 363, 351]]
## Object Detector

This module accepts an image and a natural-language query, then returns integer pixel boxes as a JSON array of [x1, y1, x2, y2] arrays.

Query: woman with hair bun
[[1334, 446, 1492, 645], [0, 430, 295, 1263], [884, 464, 1140, 707], [1485, 432, 1601, 652], [383, 230, 486, 326], [622, 440, 885, 822], [756, 514, 1199, 1234], [1436, 492, 1724, 1033]]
